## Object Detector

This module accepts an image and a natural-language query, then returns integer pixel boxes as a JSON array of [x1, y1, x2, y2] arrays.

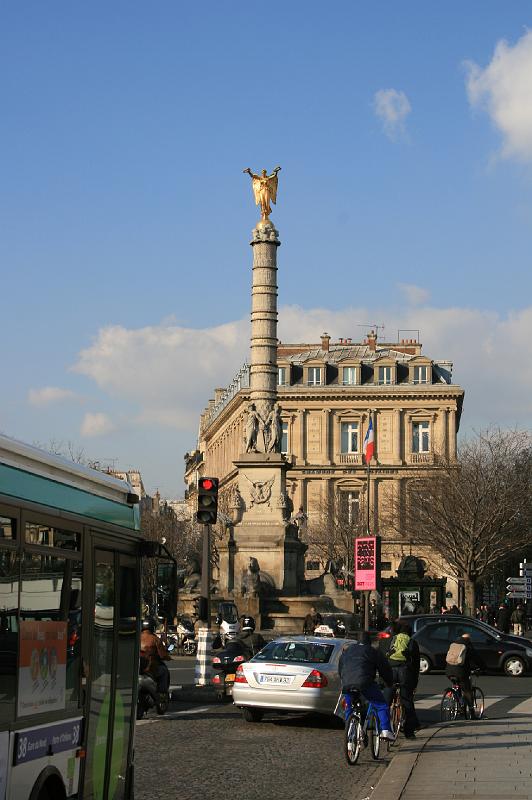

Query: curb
[[370, 725, 443, 800]]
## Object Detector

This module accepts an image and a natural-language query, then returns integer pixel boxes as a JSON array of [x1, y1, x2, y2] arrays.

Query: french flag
[[363, 417, 374, 464]]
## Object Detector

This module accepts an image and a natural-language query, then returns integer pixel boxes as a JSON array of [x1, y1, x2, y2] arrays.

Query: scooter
[[215, 601, 240, 646], [212, 639, 249, 701], [137, 657, 170, 719], [175, 617, 197, 655]]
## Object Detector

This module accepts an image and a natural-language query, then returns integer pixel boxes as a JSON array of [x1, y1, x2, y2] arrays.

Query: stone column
[[448, 408, 457, 459], [249, 219, 280, 433], [394, 408, 402, 464], [298, 409, 306, 465], [322, 408, 331, 464]]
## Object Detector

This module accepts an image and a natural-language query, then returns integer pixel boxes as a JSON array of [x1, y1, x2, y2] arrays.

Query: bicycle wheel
[[344, 713, 362, 766], [471, 687, 485, 719], [366, 711, 380, 760], [387, 699, 402, 750], [440, 689, 458, 721]]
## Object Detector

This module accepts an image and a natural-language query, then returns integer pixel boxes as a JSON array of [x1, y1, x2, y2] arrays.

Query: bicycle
[[341, 690, 382, 766], [387, 683, 404, 748], [440, 672, 484, 721]]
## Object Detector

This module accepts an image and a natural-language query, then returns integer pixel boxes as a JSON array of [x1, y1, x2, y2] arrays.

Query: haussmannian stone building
[[186, 330, 465, 607]]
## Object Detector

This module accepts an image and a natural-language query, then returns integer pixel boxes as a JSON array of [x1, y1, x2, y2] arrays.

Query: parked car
[[405, 615, 532, 677], [232, 635, 351, 722]]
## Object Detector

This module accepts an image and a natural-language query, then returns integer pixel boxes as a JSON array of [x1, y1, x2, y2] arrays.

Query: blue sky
[[2, 2, 532, 495]]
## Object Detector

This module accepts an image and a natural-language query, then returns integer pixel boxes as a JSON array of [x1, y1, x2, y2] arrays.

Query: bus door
[[83, 546, 139, 800]]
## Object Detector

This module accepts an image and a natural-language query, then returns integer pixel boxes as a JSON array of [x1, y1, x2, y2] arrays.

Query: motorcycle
[[215, 601, 240, 646], [212, 639, 250, 701], [137, 657, 170, 719], [174, 617, 197, 656]]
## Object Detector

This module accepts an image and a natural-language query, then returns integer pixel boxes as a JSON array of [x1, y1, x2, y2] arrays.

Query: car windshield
[[253, 641, 335, 664]]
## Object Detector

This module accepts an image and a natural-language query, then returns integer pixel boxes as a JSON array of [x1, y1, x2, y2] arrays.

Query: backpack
[[446, 641, 467, 667], [388, 633, 410, 663]]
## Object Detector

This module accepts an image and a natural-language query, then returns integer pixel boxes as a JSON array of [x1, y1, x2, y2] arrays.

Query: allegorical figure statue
[[266, 403, 283, 453], [244, 402, 261, 453], [243, 166, 281, 220]]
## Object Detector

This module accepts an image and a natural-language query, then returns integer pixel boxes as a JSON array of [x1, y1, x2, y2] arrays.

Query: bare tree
[[305, 489, 364, 573], [385, 428, 532, 614]]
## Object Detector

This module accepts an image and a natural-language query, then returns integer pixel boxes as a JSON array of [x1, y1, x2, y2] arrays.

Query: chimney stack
[[367, 330, 377, 352], [320, 332, 330, 352]]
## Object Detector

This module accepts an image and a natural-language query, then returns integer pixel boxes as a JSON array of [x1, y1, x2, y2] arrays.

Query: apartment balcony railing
[[407, 452, 434, 465], [336, 453, 361, 464]]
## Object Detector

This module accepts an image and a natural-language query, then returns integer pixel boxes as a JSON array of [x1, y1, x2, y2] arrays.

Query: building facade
[[187, 331, 465, 605]]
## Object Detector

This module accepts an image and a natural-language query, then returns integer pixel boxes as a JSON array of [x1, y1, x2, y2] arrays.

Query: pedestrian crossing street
[[415, 692, 532, 717]]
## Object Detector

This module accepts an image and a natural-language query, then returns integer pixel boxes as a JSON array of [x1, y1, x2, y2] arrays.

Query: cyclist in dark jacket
[[338, 631, 394, 740], [445, 632, 485, 716], [383, 622, 420, 738], [237, 616, 265, 657]]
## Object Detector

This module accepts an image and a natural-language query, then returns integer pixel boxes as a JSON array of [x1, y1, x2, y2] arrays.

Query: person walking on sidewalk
[[496, 602, 511, 634], [383, 621, 420, 739], [511, 604, 526, 636], [445, 632, 485, 718], [339, 631, 395, 741]]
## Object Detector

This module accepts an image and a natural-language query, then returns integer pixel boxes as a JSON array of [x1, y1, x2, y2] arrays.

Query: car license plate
[[259, 674, 292, 685], [226, 673, 236, 682]]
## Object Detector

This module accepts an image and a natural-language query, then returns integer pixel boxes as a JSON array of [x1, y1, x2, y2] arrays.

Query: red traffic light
[[200, 478, 214, 491]]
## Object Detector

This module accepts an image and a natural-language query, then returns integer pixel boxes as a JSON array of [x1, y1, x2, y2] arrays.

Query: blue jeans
[[344, 683, 391, 732]]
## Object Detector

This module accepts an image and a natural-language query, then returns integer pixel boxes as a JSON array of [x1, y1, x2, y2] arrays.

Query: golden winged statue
[[243, 166, 281, 220]]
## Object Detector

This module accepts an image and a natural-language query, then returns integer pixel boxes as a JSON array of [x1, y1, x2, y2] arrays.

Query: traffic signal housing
[[196, 477, 219, 524], [193, 595, 208, 622]]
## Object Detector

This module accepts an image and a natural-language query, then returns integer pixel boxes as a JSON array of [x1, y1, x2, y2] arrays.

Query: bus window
[[19, 553, 83, 713], [0, 516, 16, 542], [0, 549, 19, 724]]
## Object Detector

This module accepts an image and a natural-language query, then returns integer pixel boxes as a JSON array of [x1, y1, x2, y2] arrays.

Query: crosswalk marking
[[508, 697, 532, 714], [414, 694, 509, 712]]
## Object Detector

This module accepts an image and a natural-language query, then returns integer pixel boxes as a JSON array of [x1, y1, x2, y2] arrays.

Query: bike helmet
[[142, 617, 156, 633], [241, 615, 256, 632]]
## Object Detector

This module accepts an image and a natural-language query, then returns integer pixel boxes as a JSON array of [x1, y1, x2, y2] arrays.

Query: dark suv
[[400, 614, 532, 677]]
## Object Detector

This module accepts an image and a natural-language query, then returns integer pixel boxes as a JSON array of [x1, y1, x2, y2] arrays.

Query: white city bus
[[0, 434, 154, 800]]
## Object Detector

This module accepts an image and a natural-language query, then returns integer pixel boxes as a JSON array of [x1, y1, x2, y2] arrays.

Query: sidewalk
[[372, 713, 532, 799]]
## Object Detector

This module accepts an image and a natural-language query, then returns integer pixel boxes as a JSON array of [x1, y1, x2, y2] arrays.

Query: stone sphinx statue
[[183, 557, 201, 594]]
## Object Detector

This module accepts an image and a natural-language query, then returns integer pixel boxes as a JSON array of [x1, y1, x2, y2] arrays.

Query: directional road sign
[[506, 590, 531, 599], [507, 577, 532, 587]]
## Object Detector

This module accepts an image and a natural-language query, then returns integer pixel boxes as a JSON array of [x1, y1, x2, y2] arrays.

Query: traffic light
[[192, 595, 208, 622], [196, 477, 219, 524]]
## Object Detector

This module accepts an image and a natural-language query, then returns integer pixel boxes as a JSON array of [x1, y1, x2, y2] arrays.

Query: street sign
[[506, 590, 531, 599], [507, 577, 532, 587], [519, 569, 532, 577]]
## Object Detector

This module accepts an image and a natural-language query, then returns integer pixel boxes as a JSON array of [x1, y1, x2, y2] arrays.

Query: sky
[[2, 2, 532, 496]]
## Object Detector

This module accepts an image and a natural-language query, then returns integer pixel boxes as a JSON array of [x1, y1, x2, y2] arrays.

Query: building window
[[380, 561, 392, 571], [340, 491, 360, 525], [341, 422, 359, 453], [306, 560, 321, 571], [342, 366, 357, 385], [281, 422, 288, 454], [413, 365, 429, 384], [278, 367, 287, 386], [378, 366, 392, 385], [307, 367, 322, 386], [412, 421, 430, 453]]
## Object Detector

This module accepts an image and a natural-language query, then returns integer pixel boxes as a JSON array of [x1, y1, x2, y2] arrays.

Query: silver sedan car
[[232, 635, 352, 723]]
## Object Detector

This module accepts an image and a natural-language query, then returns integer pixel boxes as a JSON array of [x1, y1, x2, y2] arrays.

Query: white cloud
[[465, 30, 532, 162], [397, 283, 430, 306], [80, 412, 115, 438], [72, 305, 532, 437], [28, 386, 80, 407], [373, 88, 411, 139]]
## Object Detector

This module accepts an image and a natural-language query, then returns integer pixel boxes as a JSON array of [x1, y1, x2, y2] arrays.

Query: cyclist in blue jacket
[[338, 631, 395, 740]]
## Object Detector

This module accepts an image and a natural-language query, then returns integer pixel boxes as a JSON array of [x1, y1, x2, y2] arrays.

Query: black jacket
[[496, 606, 511, 632], [339, 641, 393, 690], [237, 630, 266, 657]]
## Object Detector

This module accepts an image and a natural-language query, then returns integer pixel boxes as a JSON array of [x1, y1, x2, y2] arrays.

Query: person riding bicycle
[[237, 616, 266, 657], [383, 621, 420, 739], [140, 617, 171, 694], [338, 631, 395, 740], [445, 632, 485, 717]]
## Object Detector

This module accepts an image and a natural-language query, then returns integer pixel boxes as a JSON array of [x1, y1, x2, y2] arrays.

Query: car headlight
[[525, 648, 532, 658]]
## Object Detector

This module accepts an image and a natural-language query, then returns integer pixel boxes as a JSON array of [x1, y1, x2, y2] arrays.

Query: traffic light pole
[[201, 523, 211, 628]]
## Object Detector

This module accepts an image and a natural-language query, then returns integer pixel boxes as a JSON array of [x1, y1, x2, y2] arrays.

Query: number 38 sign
[[354, 536, 380, 591]]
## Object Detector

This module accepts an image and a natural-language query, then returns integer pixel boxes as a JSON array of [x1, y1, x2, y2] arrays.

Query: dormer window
[[378, 366, 392, 385], [307, 366, 322, 386], [413, 365, 429, 384], [278, 366, 288, 386], [342, 366, 357, 385]]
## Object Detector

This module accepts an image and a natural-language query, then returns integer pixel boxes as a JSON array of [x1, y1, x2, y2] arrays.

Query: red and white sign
[[354, 536, 378, 591]]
